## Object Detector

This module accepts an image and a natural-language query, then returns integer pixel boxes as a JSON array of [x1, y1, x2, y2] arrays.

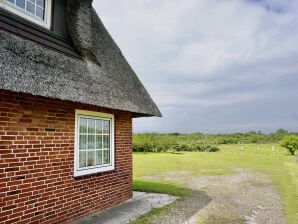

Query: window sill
[[73, 165, 115, 178]]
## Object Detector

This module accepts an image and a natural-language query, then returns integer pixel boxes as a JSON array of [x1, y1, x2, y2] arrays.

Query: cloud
[[94, 0, 298, 133]]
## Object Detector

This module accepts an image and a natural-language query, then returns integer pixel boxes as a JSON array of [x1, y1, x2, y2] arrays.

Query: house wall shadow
[[149, 189, 212, 223]]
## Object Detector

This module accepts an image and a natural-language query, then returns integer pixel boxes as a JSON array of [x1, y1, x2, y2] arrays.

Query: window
[[74, 110, 115, 177], [0, 0, 52, 29]]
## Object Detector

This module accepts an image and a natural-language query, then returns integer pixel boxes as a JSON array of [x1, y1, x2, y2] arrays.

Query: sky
[[93, 0, 298, 134]]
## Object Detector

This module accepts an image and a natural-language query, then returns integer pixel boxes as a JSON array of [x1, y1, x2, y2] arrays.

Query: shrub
[[218, 138, 237, 144], [173, 143, 190, 152], [202, 144, 220, 152], [172, 142, 220, 152], [280, 135, 298, 155], [132, 142, 155, 152], [191, 143, 204, 152]]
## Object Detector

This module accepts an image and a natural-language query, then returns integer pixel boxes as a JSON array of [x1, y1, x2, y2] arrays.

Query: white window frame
[[0, 0, 52, 29], [74, 110, 115, 177]]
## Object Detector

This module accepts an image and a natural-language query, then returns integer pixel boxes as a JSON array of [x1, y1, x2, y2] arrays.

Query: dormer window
[[0, 0, 52, 29]]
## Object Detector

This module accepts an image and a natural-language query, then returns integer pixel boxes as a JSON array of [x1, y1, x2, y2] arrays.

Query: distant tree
[[156, 135, 175, 152], [247, 131, 257, 134], [132, 133, 155, 152], [170, 132, 181, 136], [280, 135, 298, 155], [275, 129, 288, 136]]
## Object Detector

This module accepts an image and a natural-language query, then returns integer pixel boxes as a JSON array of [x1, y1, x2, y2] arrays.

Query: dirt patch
[[142, 168, 286, 224]]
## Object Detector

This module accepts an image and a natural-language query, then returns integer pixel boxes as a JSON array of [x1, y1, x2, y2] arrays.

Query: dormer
[[0, 0, 79, 57]]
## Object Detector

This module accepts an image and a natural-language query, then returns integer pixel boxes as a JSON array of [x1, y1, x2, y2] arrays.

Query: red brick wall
[[0, 90, 133, 224]]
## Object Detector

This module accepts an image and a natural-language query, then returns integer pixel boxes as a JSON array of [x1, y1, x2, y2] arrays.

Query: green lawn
[[133, 144, 298, 224]]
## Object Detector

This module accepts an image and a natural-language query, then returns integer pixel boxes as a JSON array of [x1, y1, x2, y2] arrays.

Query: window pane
[[95, 120, 102, 134], [95, 150, 102, 165], [5, 0, 47, 22], [36, 6, 44, 19], [79, 135, 87, 150], [79, 151, 86, 168], [103, 135, 110, 149], [36, 0, 44, 7], [88, 135, 95, 149], [79, 118, 87, 133], [103, 150, 110, 164], [96, 135, 102, 149], [88, 119, 95, 134], [16, 0, 25, 9], [87, 151, 94, 166], [103, 120, 110, 134], [26, 1, 35, 14]]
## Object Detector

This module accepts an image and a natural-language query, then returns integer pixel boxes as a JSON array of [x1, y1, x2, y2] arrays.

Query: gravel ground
[[143, 168, 286, 224]]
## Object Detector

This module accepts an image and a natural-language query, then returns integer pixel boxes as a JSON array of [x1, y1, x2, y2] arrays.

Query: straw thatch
[[0, 0, 161, 117]]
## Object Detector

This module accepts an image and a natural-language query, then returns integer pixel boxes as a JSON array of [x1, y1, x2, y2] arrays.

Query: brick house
[[0, 0, 161, 223]]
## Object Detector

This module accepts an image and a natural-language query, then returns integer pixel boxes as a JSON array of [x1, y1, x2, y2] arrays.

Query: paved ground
[[145, 168, 286, 224], [73, 191, 177, 224]]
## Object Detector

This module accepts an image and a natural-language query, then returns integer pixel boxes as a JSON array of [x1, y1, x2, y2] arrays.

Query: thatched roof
[[0, 0, 161, 117]]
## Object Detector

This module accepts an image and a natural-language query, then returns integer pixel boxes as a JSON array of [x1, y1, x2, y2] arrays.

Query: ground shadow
[[148, 189, 212, 224]]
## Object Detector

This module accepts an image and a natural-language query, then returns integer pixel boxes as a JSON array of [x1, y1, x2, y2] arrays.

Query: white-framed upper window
[[74, 110, 115, 177], [0, 0, 52, 29]]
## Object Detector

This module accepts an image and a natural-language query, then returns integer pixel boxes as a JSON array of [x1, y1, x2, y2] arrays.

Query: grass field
[[133, 144, 298, 224]]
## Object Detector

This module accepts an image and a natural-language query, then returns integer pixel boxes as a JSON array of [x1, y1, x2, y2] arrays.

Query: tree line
[[133, 129, 298, 154]]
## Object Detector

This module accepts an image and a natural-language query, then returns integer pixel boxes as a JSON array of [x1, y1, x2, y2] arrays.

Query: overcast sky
[[93, 0, 298, 134]]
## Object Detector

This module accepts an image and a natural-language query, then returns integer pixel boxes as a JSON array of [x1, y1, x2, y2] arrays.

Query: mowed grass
[[133, 144, 298, 224]]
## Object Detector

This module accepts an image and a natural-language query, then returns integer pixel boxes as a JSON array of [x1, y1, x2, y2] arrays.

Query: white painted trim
[[74, 109, 115, 177], [0, 0, 52, 29]]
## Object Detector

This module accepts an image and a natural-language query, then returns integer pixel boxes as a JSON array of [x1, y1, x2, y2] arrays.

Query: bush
[[173, 143, 190, 152], [191, 143, 204, 152], [132, 142, 155, 152], [132, 134, 156, 152], [202, 144, 220, 152], [218, 138, 237, 144], [280, 135, 298, 155], [172, 142, 220, 152]]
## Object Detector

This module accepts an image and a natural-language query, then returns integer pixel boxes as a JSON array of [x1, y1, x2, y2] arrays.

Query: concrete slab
[[73, 191, 178, 224]]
